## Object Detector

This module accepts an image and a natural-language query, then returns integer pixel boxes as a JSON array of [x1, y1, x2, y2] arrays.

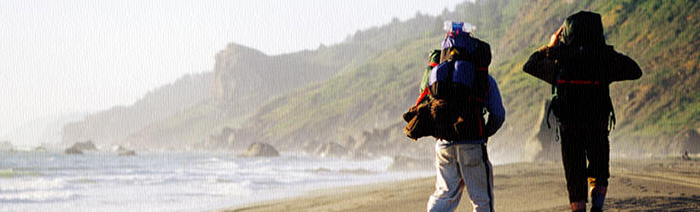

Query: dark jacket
[[522, 11, 642, 126], [523, 45, 642, 86]]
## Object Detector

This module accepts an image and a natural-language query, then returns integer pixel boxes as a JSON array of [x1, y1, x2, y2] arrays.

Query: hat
[[560, 11, 605, 46]]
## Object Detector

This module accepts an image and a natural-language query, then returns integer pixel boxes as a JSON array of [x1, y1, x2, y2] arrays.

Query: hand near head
[[538, 26, 564, 52], [547, 26, 564, 48]]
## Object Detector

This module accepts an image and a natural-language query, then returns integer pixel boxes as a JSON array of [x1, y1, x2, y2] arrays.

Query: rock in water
[[313, 142, 347, 158], [112, 145, 136, 156], [63, 146, 83, 155], [117, 150, 136, 156], [239, 143, 280, 157], [63, 140, 99, 155], [71, 140, 98, 151]]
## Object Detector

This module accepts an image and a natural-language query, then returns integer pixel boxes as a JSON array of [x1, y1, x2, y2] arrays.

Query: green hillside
[[115, 14, 443, 149], [61, 72, 213, 147], [231, 0, 700, 158]]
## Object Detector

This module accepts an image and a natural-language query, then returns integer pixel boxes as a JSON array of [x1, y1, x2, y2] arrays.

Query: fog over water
[[0, 0, 463, 145]]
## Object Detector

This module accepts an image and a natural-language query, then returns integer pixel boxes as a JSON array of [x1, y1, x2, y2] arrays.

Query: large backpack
[[547, 12, 616, 130], [549, 45, 615, 129], [427, 22, 491, 141]]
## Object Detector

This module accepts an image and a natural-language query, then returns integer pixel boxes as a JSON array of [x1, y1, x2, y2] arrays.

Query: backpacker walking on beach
[[422, 21, 505, 212], [522, 11, 642, 212]]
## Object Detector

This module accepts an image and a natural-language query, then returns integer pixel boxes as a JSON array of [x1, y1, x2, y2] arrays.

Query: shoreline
[[216, 158, 700, 212], [205, 170, 435, 212]]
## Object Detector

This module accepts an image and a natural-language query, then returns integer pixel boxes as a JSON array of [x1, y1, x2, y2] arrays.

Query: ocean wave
[[0, 153, 431, 211], [207, 180, 254, 196], [0, 178, 67, 192], [66, 178, 98, 184], [87, 173, 180, 186], [0, 190, 78, 203]]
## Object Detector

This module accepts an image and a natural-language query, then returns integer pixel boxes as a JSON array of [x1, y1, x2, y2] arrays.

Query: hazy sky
[[0, 0, 463, 137]]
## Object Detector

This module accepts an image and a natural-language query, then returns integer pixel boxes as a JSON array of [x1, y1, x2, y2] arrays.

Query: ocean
[[0, 151, 432, 212]]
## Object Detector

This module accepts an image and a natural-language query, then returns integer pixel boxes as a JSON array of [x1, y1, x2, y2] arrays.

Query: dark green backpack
[[548, 45, 616, 130]]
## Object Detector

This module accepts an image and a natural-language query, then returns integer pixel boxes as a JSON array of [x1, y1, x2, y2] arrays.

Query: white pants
[[427, 143, 494, 212]]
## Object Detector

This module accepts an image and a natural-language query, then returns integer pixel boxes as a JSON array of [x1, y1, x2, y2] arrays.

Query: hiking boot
[[570, 201, 586, 212]]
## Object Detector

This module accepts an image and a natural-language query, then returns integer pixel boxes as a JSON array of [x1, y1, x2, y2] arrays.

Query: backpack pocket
[[403, 102, 433, 140], [454, 105, 485, 140]]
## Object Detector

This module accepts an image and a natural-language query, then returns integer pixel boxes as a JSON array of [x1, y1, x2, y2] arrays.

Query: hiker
[[522, 11, 642, 212], [682, 151, 691, 161], [425, 21, 505, 212], [415, 50, 442, 106]]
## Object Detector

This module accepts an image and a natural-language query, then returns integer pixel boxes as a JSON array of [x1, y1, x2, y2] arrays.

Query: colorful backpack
[[427, 21, 491, 141]]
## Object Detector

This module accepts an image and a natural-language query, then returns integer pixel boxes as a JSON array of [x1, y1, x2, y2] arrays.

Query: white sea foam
[[0, 190, 78, 202], [0, 178, 67, 192], [0, 152, 432, 212]]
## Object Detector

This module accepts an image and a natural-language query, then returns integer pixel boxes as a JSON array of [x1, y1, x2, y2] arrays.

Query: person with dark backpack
[[522, 11, 642, 212], [423, 21, 505, 212]]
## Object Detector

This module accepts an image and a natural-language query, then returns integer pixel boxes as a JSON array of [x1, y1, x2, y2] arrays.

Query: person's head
[[559, 11, 605, 47]]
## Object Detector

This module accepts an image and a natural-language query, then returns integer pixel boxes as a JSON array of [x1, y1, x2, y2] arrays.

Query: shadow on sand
[[534, 196, 700, 212], [606, 196, 700, 212]]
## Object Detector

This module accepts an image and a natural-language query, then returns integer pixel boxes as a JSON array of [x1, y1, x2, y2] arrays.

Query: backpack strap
[[474, 67, 488, 103], [546, 98, 555, 129], [414, 88, 431, 106], [608, 103, 616, 131], [546, 68, 563, 129], [447, 60, 455, 84]]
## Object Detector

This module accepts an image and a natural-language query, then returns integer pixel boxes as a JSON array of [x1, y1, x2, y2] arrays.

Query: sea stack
[[238, 142, 280, 157]]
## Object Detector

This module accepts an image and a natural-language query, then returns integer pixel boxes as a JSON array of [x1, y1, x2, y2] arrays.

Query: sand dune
[[218, 158, 700, 212]]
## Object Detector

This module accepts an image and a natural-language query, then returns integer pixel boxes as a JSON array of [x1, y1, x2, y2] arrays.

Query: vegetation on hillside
[[105, 13, 444, 149], [65, 0, 698, 158], [233, 0, 700, 157], [61, 72, 212, 146]]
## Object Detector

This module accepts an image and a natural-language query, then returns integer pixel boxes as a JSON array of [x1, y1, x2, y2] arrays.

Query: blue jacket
[[437, 75, 505, 146]]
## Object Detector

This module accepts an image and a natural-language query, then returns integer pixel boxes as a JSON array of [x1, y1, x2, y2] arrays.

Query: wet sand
[[217, 158, 700, 212]]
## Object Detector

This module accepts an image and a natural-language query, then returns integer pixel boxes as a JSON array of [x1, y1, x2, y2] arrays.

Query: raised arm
[[606, 52, 642, 82], [522, 49, 558, 85], [523, 26, 563, 85]]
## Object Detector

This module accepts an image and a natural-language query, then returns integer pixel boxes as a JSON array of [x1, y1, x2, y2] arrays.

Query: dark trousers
[[559, 124, 610, 203]]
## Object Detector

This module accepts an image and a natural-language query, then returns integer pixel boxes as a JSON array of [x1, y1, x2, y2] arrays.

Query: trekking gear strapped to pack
[[404, 21, 491, 141], [415, 50, 442, 106], [428, 59, 488, 141], [403, 101, 434, 140], [429, 22, 490, 141]]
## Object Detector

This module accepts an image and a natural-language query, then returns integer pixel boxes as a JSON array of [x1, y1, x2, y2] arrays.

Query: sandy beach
[[217, 158, 700, 212]]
